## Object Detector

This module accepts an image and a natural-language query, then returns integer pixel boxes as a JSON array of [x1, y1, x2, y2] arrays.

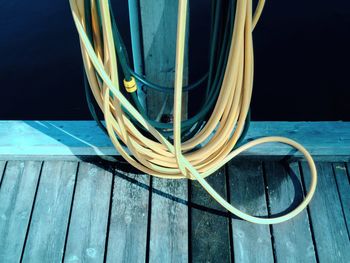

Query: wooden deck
[[0, 121, 349, 262], [0, 158, 349, 262], [1, 121, 349, 160]]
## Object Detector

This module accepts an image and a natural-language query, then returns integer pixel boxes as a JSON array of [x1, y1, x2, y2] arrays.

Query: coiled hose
[[69, 0, 317, 224]]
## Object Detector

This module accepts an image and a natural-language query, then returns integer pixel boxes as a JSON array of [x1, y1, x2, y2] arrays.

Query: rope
[[69, 0, 317, 224]]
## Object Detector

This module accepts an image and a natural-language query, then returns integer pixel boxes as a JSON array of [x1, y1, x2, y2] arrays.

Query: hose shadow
[[267, 160, 305, 217], [22, 121, 305, 222], [115, 168, 240, 219]]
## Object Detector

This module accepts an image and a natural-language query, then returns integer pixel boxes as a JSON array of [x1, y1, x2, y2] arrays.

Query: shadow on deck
[[0, 121, 349, 262], [0, 158, 349, 262]]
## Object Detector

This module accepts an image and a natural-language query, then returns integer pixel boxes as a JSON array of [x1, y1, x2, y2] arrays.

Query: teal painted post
[[128, 0, 147, 109]]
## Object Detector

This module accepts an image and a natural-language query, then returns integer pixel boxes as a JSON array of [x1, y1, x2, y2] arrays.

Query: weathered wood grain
[[1, 121, 349, 160], [64, 162, 113, 263], [139, 0, 188, 120], [0, 161, 42, 263], [190, 169, 232, 262], [333, 162, 350, 237], [149, 178, 188, 262], [228, 160, 274, 263], [265, 161, 316, 262], [0, 161, 6, 186], [106, 171, 150, 263], [22, 161, 78, 262], [301, 162, 350, 262], [1, 157, 349, 262], [0, 120, 115, 158]]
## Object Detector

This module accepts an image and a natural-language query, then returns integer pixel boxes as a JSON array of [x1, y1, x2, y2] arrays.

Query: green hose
[[83, 0, 250, 144]]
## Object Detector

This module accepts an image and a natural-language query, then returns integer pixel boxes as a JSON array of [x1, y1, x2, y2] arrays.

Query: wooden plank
[[0, 161, 6, 185], [190, 169, 232, 262], [0, 161, 42, 263], [22, 161, 78, 262], [228, 160, 274, 263], [139, 0, 188, 120], [0, 120, 116, 158], [264, 161, 316, 262], [333, 162, 350, 236], [105, 171, 150, 263], [149, 178, 188, 262], [64, 162, 113, 263], [301, 162, 350, 262], [1, 121, 349, 160]]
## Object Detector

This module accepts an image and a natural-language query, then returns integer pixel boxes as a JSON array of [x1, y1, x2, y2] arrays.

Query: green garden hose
[[83, 0, 250, 142], [70, 0, 317, 225]]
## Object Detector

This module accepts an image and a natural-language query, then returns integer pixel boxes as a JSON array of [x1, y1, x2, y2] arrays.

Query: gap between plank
[[224, 164, 235, 263], [331, 163, 350, 239], [145, 176, 153, 263], [298, 162, 320, 263], [19, 161, 44, 263], [0, 161, 8, 190], [262, 162, 277, 263], [188, 180, 192, 263], [103, 163, 117, 262], [61, 162, 80, 262]]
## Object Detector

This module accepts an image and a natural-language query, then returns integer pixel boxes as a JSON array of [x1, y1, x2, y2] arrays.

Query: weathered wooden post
[[139, 0, 189, 261], [140, 0, 189, 120]]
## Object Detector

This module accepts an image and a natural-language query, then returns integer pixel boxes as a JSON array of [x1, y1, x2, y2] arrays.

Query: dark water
[[0, 0, 349, 120]]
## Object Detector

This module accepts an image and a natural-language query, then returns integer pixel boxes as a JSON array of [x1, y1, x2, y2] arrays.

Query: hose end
[[124, 77, 137, 93]]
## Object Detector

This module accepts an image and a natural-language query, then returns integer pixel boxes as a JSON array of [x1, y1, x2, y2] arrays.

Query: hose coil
[[69, 0, 317, 224]]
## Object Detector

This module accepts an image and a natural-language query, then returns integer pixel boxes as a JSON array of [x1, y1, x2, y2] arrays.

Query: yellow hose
[[69, 0, 317, 224]]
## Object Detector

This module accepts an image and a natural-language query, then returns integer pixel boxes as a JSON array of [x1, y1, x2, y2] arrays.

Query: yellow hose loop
[[123, 77, 137, 93], [173, 0, 188, 176], [69, 0, 317, 224]]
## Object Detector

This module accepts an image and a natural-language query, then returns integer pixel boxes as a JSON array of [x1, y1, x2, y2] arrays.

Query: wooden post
[[139, 0, 188, 121], [139, 2, 190, 259]]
